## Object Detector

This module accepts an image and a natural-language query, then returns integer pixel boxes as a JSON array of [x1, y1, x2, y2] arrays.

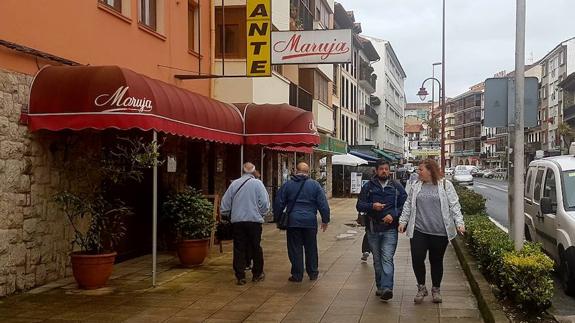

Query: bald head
[[243, 162, 256, 174], [296, 162, 310, 174]]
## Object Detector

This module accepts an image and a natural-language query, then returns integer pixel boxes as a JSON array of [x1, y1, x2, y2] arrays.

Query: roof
[[404, 124, 424, 133], [334, 3, 355, 29], [356, 35, 380, 61], [559, 72, 575, 90], [537, 36, 575, 64], [533, 156, 575, 171], [405, 103, 432, 111]]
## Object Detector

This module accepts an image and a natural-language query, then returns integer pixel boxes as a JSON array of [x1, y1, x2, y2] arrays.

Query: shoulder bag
[[277, 179, 307, 230]]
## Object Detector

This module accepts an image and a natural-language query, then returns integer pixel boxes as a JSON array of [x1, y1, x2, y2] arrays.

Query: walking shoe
[[288, 276, 302, 282], [431, 287, 442, 303], [375, 289, 383, 297], [380, 289, 393, 301], [252, 273, 265, 282], [361, 252, 370, 261], [414, 285, 428, 304], [236, 278, 247, 286], [309, 274, 319, 281]]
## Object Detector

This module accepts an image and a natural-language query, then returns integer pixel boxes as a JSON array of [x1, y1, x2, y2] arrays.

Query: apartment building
[[447, 88, 483, 166]]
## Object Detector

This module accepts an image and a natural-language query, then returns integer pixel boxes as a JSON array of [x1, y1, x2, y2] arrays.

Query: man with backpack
[[274, 162, 330, 282], [221, 162, 270, 285], [356, 160, 407, 301]]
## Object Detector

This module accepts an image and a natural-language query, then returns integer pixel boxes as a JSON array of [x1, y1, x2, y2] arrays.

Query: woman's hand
[[398, 223, 406, 234], [457, 225, 466, 235]]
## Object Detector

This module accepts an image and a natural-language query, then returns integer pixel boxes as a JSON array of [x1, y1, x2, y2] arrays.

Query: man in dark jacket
[[274, 162, 330, 282], [356, 160, 407, 301]]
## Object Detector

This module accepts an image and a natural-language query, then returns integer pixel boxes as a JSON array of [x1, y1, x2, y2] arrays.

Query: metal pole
[[440, 0, 446, 170], [513, 0, 526, 251], [432, 64, 436, 119], [260, 147, 264, 181], [240, 145, 244, 173], [152, 130, 158, 287]]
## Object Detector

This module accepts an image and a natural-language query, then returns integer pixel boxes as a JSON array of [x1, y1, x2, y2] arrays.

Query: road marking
[[476, 182, 508, 193], [475, 185, 487, 189], [488, 217, 509, 233]]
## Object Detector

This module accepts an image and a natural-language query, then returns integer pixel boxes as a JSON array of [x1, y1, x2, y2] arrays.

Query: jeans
[[286, 227, 319, 280], [367, 230, 398, 290], [232, 222, 264, 280], [410, 230, 449, 288]]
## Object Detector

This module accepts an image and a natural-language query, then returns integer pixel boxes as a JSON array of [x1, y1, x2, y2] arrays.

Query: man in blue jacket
[[274, 162, 330, 282], [356, 160, 407, 301]]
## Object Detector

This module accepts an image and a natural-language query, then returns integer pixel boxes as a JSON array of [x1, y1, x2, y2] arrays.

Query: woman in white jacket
[[398, 159, 465, 304]]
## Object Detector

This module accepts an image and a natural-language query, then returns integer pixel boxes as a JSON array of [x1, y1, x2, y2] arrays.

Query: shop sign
[[94, 86, 153, 113], [246, 0, 271, 77], [167, 155, 177, 173], [272, 29, 352, 64], [350, 172, 362, 194], [412, 150, 440, 157]]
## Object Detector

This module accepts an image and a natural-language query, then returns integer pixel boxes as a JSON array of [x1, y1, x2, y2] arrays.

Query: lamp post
[[432, 62, 442, 115], [417, 77, 444, 168]]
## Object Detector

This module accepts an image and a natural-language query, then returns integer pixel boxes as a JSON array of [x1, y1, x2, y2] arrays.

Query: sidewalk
[[0, 199, 482, 323]]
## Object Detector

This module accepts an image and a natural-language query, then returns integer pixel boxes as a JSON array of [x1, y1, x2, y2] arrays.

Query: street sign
[[484, 77, 538, 128], [246, 0, 272, 77]]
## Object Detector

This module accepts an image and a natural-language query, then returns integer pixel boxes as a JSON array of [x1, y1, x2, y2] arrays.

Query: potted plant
[[54, 192, 133, 289], [162, 187, 215, 267]]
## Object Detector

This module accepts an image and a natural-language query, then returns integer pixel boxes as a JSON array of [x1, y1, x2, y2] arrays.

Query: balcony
[[289, 83, 313, 112], [358, 61, 377, 94], [290, 0, 313, 30], [360, 104, 378, 125], [313, 99, 334, 133]]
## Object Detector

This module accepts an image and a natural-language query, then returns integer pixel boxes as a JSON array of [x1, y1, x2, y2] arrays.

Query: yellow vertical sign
[[246, 0, 271, 77]]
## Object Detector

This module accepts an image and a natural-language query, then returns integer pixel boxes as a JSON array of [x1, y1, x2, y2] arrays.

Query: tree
[[426, 114, 440, 141], [557, 122, 574, 153]]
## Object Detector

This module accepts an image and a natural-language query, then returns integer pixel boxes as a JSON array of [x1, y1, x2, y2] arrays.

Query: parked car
[[471, 168, 484, 177], [452, 169, 474, 185], [482, 169, 495, 178], [524, 147, 575, 295], [444, 168, 453, 176]]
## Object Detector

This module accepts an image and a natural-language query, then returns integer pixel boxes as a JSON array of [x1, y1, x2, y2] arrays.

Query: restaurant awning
[[349, 150, 380, 163], [24, 66, 244, 144], [234, 103, 320, 147], [372, 148, 397, 161]]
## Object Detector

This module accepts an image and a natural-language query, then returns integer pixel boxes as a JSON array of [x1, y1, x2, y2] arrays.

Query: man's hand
[[457, 225, 466, 235], [372, 202, 385, 211], [321, 223, 328, 232], [383, 214, 393, 224], [398, 223, 406, 233]]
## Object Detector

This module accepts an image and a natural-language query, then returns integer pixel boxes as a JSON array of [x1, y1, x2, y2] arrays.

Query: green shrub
[[161, 187, 215, 240], [454, 184, 486, 215], [464, 214, 554, 310]]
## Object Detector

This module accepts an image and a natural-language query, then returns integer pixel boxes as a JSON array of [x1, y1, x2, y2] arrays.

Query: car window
[[562, 170, 575, 210], [534, 168, 545, 202], [525, 168, 534, 198], [543, 169, 557, 212]]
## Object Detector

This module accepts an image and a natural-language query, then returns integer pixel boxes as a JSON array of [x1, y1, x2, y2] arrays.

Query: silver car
[[452, 169, 474, 185]]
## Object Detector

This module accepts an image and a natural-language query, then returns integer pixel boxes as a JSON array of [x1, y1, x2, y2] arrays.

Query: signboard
[[246, 0, 271, 77], [484, 77, 538, 128], [412, 150, 440, 157], [350, 172, 363, 194], [167, 155, 177, 173], [271, 29, 353, 65]]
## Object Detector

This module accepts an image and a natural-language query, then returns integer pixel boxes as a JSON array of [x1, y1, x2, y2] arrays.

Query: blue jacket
[[273, 174, 330, 229], [356, 177, 407, 232], [221, 174, 270, 223]]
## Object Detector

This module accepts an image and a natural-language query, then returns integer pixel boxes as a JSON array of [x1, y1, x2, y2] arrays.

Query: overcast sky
[[336, 0, 575, 103]]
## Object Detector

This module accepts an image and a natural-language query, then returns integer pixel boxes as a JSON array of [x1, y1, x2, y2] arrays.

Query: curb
[[451, 236, 510, 323]]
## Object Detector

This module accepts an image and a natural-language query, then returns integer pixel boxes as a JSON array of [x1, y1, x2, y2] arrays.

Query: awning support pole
[[152, 130, 158, 287], [260, 147, 264, 181]]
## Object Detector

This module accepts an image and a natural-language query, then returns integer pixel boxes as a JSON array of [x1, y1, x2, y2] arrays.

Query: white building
[[365, 36, 407, 157]]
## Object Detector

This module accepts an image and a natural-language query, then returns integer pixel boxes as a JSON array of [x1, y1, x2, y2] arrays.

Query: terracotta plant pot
[[70, 252, 117, 290], [177, 239, 210, 267]]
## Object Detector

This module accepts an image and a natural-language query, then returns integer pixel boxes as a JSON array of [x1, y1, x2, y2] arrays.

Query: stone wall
[[0, 69, 103, 297]]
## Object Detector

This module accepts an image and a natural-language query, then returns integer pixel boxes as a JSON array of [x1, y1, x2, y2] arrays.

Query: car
[[482, 169, 495, 178], [444, 168, 454, 176], [452, 169, 474, 185], [471, 168, 484, 177], [524, 144, 575, 295]]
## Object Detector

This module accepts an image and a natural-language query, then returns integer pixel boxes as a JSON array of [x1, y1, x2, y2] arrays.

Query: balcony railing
[[289, 82, 312, 112], [360, 104, 378, 125], [358, 61, 376, 93], [290, 0, 313, 30]]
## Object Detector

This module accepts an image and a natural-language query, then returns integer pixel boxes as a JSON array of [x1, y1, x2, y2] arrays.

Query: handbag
[[277, 179, 307, 230]]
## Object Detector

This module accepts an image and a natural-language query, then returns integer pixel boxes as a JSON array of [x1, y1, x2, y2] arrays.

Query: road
[[468, 177, 575, 319]]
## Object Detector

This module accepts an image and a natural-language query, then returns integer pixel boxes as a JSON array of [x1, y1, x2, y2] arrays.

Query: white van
[[524, 149, 575, 295]]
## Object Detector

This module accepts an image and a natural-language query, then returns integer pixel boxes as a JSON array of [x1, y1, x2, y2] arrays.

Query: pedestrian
[[356, 160, 407, 301], [398, 158, 465, 304], [221, 162, 270, 285], [356, 211, 371, 261], [274, 162, 330, 282], [405, 169, 419, 194]]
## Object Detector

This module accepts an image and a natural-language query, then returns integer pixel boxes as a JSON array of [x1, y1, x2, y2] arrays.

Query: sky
[[336, 0, 575, 103]]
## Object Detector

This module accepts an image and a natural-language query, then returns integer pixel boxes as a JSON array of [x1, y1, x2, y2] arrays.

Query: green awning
[[372, 148, 397, 161], [315, 134, 347, 155]]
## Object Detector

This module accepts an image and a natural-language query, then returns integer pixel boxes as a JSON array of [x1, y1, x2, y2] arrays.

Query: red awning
[[24, 66, 244, 144], [235, 103, 319, 147], [267, 145, 314, 154]]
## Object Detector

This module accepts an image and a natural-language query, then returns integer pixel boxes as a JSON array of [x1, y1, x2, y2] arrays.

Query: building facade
[[447, 89, 483, 166]]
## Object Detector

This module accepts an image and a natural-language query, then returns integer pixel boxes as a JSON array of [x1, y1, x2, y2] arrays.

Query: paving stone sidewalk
[[0, 198, 483, 323]]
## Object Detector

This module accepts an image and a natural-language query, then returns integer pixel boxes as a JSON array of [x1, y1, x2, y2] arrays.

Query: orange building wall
[[0, 0, 212, 96]]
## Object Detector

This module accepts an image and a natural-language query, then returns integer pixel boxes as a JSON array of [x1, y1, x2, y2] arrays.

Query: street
[[469, 177, 575, 319]]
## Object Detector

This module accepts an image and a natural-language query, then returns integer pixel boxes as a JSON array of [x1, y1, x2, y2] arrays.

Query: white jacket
[[399, 179, 464, 241]]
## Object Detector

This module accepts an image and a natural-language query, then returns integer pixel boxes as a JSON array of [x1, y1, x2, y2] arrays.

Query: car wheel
[[560, 248, 575, 296], [524, 224, 532, 241]]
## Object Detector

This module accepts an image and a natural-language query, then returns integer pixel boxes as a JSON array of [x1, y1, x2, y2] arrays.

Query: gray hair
[[243, 162, 256, 174]]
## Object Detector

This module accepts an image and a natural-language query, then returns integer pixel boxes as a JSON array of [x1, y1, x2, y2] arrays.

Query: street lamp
[[417, 77, 443, 168]]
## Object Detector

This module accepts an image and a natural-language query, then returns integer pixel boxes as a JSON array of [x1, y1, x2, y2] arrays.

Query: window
[[543, 169, 557, 213], [272, 65, 283, 74], [100, 0, 121, 11], [542, 63, 548, 76], [525, 167, 534, 198], [188, 1, 199, 52], [534, 168, 545, 202], [314, 73, 329, 105], [215, 7, 246, 58], [140, 0, 157, 30]]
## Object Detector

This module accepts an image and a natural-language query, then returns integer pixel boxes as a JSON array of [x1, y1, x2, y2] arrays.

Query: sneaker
[[414, 285, 428, 304], [309, 274, 319, 281], [375, 289, 383, 297], [431, 287, 442, 303], [361, 252, 370, 261], [380, 289, 393, 301], [288, 276, 302, 283], [236, 278, 247, 286], [252, 273, 265, 282]]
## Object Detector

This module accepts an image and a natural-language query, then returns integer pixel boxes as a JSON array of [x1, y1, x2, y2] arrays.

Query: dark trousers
[[286, 227, 319, 280], [232, 222, 263, 280], [362, 232, 371, 253], [410, 230, 449, 288]]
